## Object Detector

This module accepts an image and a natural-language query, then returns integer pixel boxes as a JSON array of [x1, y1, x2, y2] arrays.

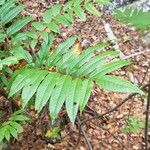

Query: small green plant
[[0, 0, 32, 87], [45, 127, 61, 141], [0, 1, 146, 145], [0, 0, 32, 50], [113, 7, 150, 31], [30, 0, 111, 48], [122, 116, 145, 134], [0, 110, 30, 143], [7, 36, 144, 123], [33, 0, 108, 28]]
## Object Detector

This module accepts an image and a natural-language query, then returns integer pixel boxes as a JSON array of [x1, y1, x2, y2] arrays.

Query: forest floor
[[0, 0, 150, 150]]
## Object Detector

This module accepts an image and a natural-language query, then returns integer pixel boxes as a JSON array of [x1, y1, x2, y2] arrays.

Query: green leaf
[[56, 51, 75, 72], [92, 60, 131, 77], [4, 128, 10, 141], [49, 75, 68, 121], [85, 43, 108, 53], [9, 69, 38, 97], [35, 37, 54, 67], [80, 43, 109, 62], [122, 116, 144, 134], [66, 78, 77, 123], [72, 0, 84, 6], [32, 22, 46, 31], [64, 10, 73, 23], [11, 109, 24, 116], [8, 126, 17, 139], [0, 0, 5, 5], [57, 36, 77, 53], [74, 5, 86, 21], [7, 17, 32, 36], [0, 0, 16, 17], [79, 79, 93, 112], [35, 73, 60, 111], [10, 115, 30, 121], [42, 4, 62, 23], [0, 128, 5, 142], [0, 73, 8, 86], [84, 3, 101, 17], [68, 49, 117, 75], [21, 70, 48, 108], [26, 31, 38, 39], [77, 56, 103, 77], [95, 0, 112, 5], [55, 76, 72, 118], [48, 22, 60, 33], [0, 32, 6, 42], [10, 122, 23, 133], [77, 51, 117, 77], [43, 8, 53, 23], [0, 56, 18, 70], [1, 5, 25, 25], [11, 32, 28, 45], [55, 15, 71, 26], [113, 7, 150, 30], [95, 75, 144, 94], [31, 39, 38, 49], [7, 69, 23, 90], [47, 36, 76, 67], [63, 1, 73, 11], [73, 78, 84, 110], [40, 31, 49, 44], [51, 4, 62, 16], [11, 46, 32, 63]]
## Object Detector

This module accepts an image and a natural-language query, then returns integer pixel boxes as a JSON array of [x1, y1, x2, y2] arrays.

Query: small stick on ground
[[122, 49, 150, 60], [141, 65, 150, 85], [75, 116, 93, 150], [102, 19, 126, 59], [145, 80, 150, 150]]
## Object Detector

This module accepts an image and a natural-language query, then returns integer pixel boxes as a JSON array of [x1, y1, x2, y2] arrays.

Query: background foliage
[[0, 0, 148, 144]]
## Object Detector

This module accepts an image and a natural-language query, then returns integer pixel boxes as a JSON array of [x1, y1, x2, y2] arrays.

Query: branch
[[74, 116, 93, 150], [77, 116, 93, 150], [122, 49, 150, 60], [145, 81, 150, 150]]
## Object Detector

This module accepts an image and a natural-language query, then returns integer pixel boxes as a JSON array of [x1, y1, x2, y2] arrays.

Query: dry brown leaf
[[73, 41, 82, 55]]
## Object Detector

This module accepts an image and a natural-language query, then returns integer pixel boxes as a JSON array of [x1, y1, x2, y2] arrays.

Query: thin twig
[[73, 116, 93, 150], [141, 65, 150, 85], [122, 49, 150, 60], [73, 127, 81, 150], [84, 105, 99, 116], [75, 116, 93, 150], [145, 81, 150, 150]]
